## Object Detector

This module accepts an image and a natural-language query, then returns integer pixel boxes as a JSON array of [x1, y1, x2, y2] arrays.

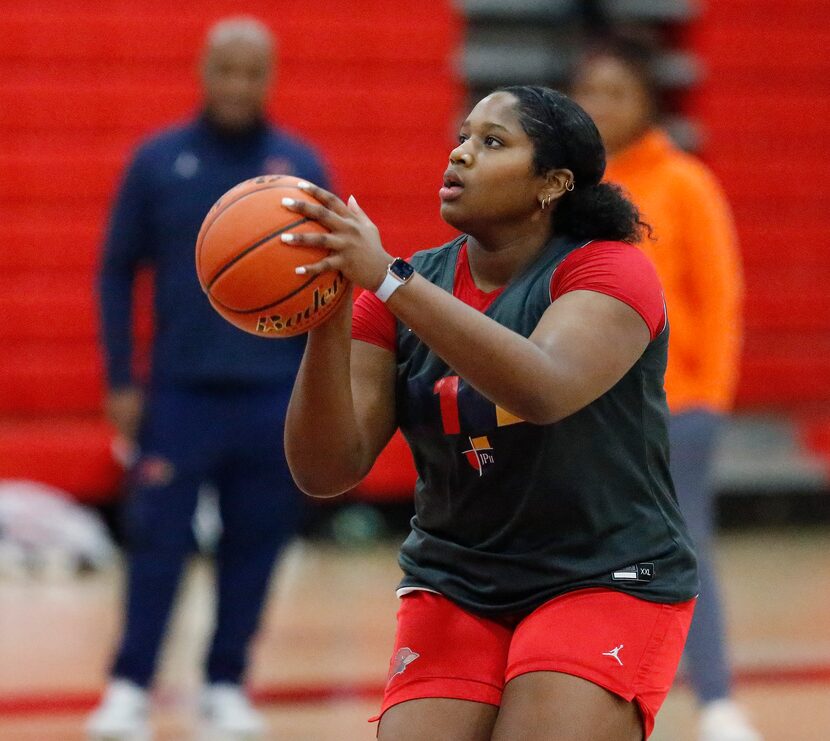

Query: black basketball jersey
[[394, 235, 699, 618]]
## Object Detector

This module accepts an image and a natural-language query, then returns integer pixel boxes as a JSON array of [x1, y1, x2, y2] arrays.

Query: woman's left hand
[[279, 181, 393, 292]]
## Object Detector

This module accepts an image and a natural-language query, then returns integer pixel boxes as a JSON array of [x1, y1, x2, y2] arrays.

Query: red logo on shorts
[[387, 647, 420, 683]]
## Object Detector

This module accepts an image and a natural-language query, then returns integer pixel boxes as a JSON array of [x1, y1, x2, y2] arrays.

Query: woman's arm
[[281, 184, 650, 427], [285, 297, 398, 497], [385, 278, 650, 424]]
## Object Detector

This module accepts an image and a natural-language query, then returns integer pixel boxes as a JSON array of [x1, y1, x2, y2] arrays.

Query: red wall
[[0, 1, 463, 499], [687, 0, 830, 410], [6, 1, 828, 499]]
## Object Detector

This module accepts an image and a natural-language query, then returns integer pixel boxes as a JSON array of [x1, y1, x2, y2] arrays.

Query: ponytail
[[498, 85, 652, 244], [554, 181, 650, 243]]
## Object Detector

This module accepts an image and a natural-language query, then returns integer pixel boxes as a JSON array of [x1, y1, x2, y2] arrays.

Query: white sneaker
[[699, 699, 762, 741], [86, 679, 152, 741], [200, 683, 264, 739]]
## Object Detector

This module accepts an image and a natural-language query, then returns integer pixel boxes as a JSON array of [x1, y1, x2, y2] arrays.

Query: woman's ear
[[539, 168, 576, 208], [548, 168, 575, 196]]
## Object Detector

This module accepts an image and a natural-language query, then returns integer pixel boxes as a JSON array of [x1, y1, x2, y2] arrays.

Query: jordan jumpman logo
[[602, 644, 624, 665]]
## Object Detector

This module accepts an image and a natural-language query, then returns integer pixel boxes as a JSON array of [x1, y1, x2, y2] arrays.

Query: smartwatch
[[375, 257, 415, 303]]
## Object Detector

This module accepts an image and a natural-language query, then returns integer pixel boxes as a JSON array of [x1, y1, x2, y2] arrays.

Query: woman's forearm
[[385, 275, 557, 422], [385, 275, 645, 425], [284, 302, 368, 497]]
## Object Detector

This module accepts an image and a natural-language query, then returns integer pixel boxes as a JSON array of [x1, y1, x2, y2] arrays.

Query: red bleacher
[[686, 0, 830, 435], [0, 1, 458, 502], [2, 1, 828, 501]]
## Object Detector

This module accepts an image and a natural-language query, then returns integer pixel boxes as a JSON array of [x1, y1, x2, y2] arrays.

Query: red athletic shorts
[[372, 588, 695, 738]]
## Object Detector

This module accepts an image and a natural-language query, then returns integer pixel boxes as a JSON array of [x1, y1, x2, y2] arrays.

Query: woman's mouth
[[440, 171, 464, 202], [439, 185, 464, 202]]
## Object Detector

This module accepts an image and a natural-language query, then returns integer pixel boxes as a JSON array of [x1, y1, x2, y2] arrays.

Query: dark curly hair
[[498, 85, 649, 243]]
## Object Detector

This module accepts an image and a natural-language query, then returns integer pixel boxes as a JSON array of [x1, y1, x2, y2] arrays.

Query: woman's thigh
[[499, 588, 694, 739], [378, 698, 498, 741], [492, 671, 641, 741], [373, 592, 512, 738]]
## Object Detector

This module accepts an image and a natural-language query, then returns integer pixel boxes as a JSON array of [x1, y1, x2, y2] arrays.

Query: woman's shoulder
[[566, 239, 643, 260], [554, 241, 666, 339], [557, 240, 661, 293]]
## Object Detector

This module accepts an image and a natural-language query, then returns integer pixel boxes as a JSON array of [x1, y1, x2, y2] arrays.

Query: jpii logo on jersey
[[463, 435, 495, 476]]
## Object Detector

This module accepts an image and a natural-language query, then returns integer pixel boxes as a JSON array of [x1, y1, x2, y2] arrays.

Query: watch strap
[[375, 271, 405, 303]]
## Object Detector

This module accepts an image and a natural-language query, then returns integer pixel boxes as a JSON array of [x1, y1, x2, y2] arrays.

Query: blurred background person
[[570, 35, 758, 741], [88, 16, 330, 741]]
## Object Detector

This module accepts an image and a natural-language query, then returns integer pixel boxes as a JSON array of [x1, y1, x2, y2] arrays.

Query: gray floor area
[[714, 414, 828, 495]]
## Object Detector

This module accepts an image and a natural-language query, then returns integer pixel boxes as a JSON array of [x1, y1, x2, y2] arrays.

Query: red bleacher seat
[[689, 0, 830, 411], [0, 282, 98, 341], [0, 418, 122, 503]]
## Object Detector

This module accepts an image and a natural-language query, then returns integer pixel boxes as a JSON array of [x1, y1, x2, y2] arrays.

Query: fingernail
[[295, 266, 307, 275], [296, 180, 312, 189], [281, 233, 294, 243], [348, 195, 356, 206], [281, 197, 296, 207]]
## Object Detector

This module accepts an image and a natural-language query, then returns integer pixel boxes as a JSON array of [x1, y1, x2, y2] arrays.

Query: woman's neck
[[466, 225, 552, 291]]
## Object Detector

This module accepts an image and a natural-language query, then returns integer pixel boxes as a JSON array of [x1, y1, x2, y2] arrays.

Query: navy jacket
[[99, 114, 329, 389]]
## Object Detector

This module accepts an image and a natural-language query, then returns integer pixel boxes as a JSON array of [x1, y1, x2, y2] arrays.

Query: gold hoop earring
[[540, 195, 552, 210], [565, 179, 575, 192]]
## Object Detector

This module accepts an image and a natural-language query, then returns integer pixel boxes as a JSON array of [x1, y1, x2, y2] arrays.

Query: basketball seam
[[204, 178, 300, 228], [205, 217, 311, 290], [195, 180, 311, 279], [209, 271, 343, 315]]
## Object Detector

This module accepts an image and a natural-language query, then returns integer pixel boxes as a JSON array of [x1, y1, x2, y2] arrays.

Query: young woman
[[281, 86, 698, 741], [570, 39, 755, 741]]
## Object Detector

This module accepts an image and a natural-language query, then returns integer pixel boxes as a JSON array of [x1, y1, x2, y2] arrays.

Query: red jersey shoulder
[[550, 240, 666, 340]]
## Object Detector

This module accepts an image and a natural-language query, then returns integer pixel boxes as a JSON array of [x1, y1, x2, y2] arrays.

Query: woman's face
[[439, 91, 549, 233], [570, 55, 652, 155]]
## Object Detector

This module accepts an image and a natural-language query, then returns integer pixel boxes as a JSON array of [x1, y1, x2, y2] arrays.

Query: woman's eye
[[484, 136, 502, 147]]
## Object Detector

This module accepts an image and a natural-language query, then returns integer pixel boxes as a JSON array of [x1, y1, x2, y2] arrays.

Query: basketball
[[195, 174, 347, 338]]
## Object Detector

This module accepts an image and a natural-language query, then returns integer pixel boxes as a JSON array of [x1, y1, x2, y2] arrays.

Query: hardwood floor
[[1, 527, 828, 740]]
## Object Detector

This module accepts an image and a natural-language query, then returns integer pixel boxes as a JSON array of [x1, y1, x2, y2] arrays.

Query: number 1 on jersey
[[434, 375, 524, 435], [433, 376, 461, 435]]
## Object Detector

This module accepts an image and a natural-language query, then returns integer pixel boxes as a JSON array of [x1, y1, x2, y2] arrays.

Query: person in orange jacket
[[571, 35, 760, 741]]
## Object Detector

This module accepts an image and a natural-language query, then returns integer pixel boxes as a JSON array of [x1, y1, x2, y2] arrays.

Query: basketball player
[[89, 16, 329, 741], [281, 86, 699, 740], [570, 36, 755, 741]]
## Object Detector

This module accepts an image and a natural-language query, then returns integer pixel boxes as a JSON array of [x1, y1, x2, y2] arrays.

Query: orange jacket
[[605, 129, 743, 413]]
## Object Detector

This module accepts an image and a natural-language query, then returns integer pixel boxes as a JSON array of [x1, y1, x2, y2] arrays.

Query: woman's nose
[[449, 148, 472, 166]]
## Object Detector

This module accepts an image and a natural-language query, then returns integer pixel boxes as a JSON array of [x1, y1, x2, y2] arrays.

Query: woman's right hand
[[279, 183, 394, 294]]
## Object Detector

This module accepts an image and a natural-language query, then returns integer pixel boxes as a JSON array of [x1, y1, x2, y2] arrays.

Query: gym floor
[[1, 525, 828, 740]]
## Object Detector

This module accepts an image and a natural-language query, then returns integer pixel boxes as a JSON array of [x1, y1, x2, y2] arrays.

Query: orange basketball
[[195, 174, 347, 338]]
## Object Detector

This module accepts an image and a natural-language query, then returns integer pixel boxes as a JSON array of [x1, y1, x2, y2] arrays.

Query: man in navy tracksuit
[[88, 17, 329, 740]]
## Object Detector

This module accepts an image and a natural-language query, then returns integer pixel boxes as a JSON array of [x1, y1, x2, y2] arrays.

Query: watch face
[[390, 258, 415, 281]]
